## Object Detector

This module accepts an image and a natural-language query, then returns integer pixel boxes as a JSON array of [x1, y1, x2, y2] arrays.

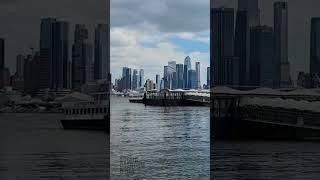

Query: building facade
[[94, 24, 110, 80], [274, 2, 291, 88], [310, 18, 320, 76]]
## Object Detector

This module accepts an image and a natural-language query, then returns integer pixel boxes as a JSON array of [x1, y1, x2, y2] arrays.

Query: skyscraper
[[188, 70, 197, 89], [195, 62, 200, 89], [274, 2, 291, 88], [0, 38, 5, 89], [16, 55, 25, 78], [163, 66, 169, 89], [139, 69, 144, 88], [310, 18, 320, 76], [72, 24, 93, 90], [156, 74, 160, 90], [207, 67, 210, 89], [235, 10, 250, 86], [122, 67, 132, 90], [168, 61, 176, 89], [94, 24, 110, 80], [39, 18, 69, 90], [132, 69, 138, 90], [183, 56, 191, 88], [24, 53, 40, 94], [176, 64, 184, 89], [211, 7, 237, 86], [238, 0, 260, 27], [250, 26, 274, 87], [0, 38, 4, 70]]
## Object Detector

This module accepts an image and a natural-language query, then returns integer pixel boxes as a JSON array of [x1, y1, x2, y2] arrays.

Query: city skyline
[[212, 0, 320, 83], [0, 0, 107, 73], [114, 58, 210, 92], [110, 0, 210, 85]]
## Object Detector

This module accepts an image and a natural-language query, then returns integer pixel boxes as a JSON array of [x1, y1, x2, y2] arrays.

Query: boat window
[[84, 109, 87, 114], [104, 108, 107, 113]]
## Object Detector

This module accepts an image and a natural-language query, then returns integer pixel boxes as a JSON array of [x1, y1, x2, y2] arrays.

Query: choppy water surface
[[0, 113, 109, 179], [212, 141, 320, 180], [110, 97, 210, 179]]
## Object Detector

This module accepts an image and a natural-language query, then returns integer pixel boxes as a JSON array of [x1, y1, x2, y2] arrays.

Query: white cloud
[[110, 0, 210, 85]]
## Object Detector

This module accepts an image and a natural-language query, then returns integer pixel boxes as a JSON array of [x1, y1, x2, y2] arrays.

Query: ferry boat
[[60, 93, 109, 133]]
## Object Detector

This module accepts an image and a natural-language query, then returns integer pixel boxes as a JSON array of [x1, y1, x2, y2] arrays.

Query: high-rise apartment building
[[310, 18, 320, 76], [183, 56, 191, 88], [39, 18, 69, 90], [195, 62, 200, 88], [94, 24, 110, 80], [211, 7, 238, 86], [72, 24, 93, 90], [274, 2, 291, 88]]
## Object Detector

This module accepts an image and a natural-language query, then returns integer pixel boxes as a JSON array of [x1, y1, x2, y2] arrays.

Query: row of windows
[[65, 108, 108, 115]]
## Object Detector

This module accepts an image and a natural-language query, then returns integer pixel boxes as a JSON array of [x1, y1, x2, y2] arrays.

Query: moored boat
[[60, 100, 109, 133]]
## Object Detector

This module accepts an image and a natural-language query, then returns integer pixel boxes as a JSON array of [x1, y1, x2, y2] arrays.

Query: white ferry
[[59, 92, 109, 132]]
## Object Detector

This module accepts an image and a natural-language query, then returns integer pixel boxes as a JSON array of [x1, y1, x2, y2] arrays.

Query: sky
[[110, 0, 210, 85]]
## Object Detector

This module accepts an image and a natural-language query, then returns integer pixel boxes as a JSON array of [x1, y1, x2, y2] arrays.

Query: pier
[[212, 87, 320, 140], [131, 89, 210, 106]]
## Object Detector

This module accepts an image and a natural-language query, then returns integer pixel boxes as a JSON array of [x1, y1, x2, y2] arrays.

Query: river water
[[0, 113, 109, 179], [1, 97, 320, 179], [110, 97, 210, 179]]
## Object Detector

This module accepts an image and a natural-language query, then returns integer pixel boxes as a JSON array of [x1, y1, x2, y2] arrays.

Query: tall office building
[[24, 53, 40, 94], [250, 26, 274, 87], [163, 66, 169, 89], [274, 2, 291, 88], [238, 0, 260, 27], [72, 24, 93, 90], [195, 62, 200, 89], [168, 61, 176, 89], [156, 74, 160, 90], [188, 70, 197, 89], [207, 67, 210, 88], [0, 38, 5, 89], [132, 69, 138, 90], [0, 38, 4, 70], [235, 0, 260, 86], [122, 67, 132, 90], [39, 18, 69, 90], [183, 56, 191, 88], [235, 10, 249, 86], [94, 24, 110, 80], [310, 18, 320, 76], [139, 69, 144, 88], [16, 55, 25, 78], [176, 64, 184, 89], [211, 8, 238, 86]]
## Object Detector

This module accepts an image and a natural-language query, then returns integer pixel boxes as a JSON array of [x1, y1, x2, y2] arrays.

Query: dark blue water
[[110, 97, 210, 179]]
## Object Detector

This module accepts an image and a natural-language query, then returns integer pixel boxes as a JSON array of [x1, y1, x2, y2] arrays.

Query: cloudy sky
[[110, 0, 210, 84]]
